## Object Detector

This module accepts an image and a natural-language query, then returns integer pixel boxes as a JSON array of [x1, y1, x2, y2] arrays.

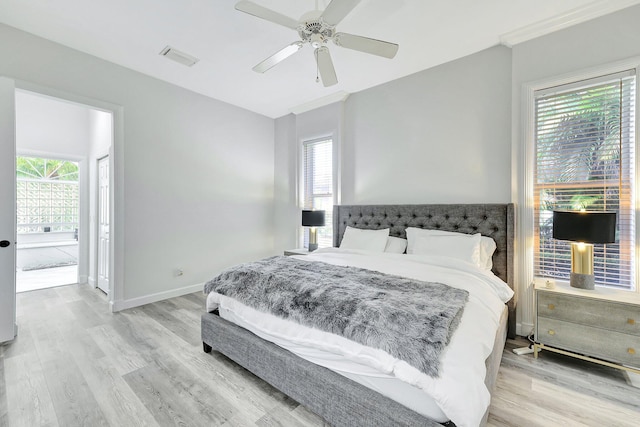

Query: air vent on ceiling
[[159, 46, 199, 67]]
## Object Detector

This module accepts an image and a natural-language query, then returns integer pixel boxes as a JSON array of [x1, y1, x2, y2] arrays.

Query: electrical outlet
[[175, 268, 184, 277]]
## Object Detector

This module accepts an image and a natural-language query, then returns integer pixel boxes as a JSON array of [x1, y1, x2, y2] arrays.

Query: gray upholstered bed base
[[203, 312, 441, 426], [201, 203, 515, 426], [201, 304, 507, 427]]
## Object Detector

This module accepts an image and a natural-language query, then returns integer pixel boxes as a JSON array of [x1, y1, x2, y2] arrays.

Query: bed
[[201, 204, 515, 427]]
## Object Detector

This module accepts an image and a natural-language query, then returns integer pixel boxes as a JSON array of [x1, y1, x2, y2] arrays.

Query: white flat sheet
[[206, 248, 513, 427]]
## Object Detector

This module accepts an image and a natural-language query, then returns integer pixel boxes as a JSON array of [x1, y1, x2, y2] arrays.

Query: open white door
[[0, 77, 16, 343], [97, 156, 110, 294]]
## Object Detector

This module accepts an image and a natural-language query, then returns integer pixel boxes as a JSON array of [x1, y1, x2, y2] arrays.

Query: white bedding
[[206, 248, 513, 427]]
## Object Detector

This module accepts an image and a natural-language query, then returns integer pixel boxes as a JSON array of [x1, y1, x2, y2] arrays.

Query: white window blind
[[302, 138, 333, 248], [534, 70, 636, 289]]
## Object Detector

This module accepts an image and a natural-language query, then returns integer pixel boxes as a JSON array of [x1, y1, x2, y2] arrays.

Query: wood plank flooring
[[1, 283, 638, 426]]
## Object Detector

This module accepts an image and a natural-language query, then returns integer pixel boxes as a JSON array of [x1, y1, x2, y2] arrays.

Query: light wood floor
[[0, 284, 638, 427]]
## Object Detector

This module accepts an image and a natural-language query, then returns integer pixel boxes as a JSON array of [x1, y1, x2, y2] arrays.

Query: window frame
[[16, 156, 80, 234], [533, 71, 635, 289], [298, 135, 338, 249], [519, 59, 640, 297]]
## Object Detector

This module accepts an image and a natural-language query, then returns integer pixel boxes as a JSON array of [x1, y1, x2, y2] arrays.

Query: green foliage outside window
[[16, 157, 78, 181]]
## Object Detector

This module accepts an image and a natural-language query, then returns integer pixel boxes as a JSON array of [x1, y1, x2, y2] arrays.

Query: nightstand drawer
[[538, 292, 640, 336], [537, 317, 640, 367]]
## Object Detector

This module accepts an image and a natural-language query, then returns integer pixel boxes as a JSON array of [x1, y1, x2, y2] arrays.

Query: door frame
[[0, 77, 16, 343], [14, 79, 124, 311]]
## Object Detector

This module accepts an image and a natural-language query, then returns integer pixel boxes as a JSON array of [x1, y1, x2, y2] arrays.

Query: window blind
[[534, 70, 636, 289], [302, 138, 333, 248]]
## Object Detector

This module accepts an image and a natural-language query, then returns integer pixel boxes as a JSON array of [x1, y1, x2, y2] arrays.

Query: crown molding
[[500, 0, 640, 47], [289, 91, 350, 115]]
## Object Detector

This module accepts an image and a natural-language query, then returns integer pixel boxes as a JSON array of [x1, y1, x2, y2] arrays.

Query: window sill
[[534, 277, 640, 304]]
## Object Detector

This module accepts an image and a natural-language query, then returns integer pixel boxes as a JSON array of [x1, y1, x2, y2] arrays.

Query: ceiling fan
[[235, 0, 399, 87]]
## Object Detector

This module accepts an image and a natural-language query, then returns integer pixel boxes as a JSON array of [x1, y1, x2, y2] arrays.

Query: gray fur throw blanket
[[204, 256, 469, 377]]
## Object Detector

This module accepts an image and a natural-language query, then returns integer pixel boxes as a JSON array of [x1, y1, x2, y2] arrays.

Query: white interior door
[[97, 156, 109, 294], [0, 77, 16, 343]]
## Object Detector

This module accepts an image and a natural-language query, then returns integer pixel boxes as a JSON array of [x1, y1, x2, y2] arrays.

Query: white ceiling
[[1, 0, 639, 118]]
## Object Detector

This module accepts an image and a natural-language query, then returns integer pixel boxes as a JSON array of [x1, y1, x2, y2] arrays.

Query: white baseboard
[[110, 283, 204, 313]]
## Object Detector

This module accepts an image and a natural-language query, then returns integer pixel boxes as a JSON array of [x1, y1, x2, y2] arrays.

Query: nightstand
[[534, 282, 640, 375], [284, 248, 310, 256]]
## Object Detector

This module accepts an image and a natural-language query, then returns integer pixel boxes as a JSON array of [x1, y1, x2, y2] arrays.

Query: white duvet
[[206, 248, 513, 427]]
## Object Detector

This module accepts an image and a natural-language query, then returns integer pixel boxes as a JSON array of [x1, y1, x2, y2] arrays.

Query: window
[[302, 137, 333, 248], [533, 70, 636, 289], [16, 157, 79, 233]]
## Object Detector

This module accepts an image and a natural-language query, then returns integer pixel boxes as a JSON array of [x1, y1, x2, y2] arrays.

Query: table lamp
[[302, 210, 325, 252], [552, 210, 616, 290]]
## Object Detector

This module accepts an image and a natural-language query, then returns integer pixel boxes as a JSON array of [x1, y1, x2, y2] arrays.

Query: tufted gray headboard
[[333, 204, 516, 338]]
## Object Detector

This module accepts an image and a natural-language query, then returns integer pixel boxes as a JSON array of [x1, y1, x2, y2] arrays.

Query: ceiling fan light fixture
[[310, 33, 324, 49]]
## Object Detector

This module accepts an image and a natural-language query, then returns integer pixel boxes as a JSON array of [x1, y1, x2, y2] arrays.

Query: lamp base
[[308, 227, 318, 252], [570, 272, 595, 290]]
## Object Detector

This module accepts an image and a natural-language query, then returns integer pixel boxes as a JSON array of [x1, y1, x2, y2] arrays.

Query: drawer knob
[[629, 348, 636, 355], [548, 304, 555, 310], [548, 330, 555, 335], [628, 318, 636, 325]]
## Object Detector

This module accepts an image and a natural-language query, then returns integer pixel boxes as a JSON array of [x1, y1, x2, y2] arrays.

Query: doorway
[[15, 156, 80, 292], [1, 79, 120, 345], [14, 89, 113, 297]]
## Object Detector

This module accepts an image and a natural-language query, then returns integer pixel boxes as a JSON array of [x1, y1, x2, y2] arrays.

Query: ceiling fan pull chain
[[315, 49, 320, 83]]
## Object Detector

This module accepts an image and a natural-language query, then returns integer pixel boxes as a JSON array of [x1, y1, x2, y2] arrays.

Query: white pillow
[[384, 236, 408, 254], [479, 237, 497, 270], [411, 233, 482, 266], [340, 227, 390, 252], [406, 227, 496, 270]]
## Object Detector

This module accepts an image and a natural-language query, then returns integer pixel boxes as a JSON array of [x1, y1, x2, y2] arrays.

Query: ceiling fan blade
[[333, 32, 398, 59], [252, 42, 303, 73], [321, 0, 361, 27], [235, 1, 299, 30], [315, 47, 338, 87]]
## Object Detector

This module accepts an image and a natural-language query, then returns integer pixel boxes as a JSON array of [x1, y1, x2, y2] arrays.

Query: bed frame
[[202, 203, 515, 426]]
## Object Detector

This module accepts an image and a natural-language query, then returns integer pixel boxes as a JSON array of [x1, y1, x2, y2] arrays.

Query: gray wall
[[274, 113, 298, 252], [0, 23, 275, 305], [274, 45, 512, 250], [343, 45, 512, 204]]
